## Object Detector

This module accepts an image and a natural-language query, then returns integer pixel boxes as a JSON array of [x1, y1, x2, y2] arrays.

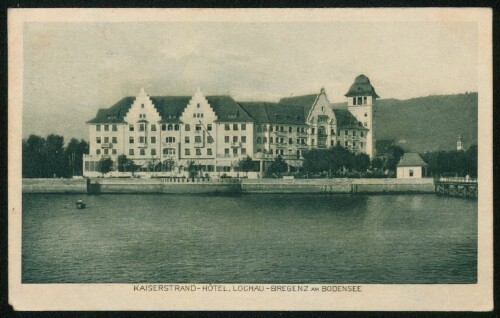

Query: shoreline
[[22, 177, 436, 195]]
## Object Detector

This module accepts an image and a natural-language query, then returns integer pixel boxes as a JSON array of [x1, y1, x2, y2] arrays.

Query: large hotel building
[[84, 74, 379, 176]]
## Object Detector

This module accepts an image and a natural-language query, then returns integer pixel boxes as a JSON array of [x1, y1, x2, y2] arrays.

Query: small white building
[[396, 153, 428, 179]]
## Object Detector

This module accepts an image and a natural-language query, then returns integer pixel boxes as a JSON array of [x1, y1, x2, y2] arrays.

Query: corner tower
[[345, 74, 379, 158]]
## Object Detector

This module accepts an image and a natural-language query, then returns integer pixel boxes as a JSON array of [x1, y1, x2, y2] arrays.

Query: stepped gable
[[205, 96, 254, 122], [87, 97, 136, 124], [345, 74, 380, 98], [397, 153, 428, 167], [150, 96, 192, 123]]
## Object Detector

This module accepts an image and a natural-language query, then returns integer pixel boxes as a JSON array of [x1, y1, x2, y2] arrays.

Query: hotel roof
[[345, 74, 380, 98]]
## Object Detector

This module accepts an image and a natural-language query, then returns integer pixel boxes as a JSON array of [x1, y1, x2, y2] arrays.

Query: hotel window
[[364, 97, 367, 104], [257, 148, 262, 153], [345, 141, 348, 147], [225, 124, 230, 131], [312, 128, 315, 134], [96, 125, 101, 131], [112, 137, 117, 143], [358, 97, 363, 105], [257, 137, 261, 144], [361, 142, 364, 148], [409, 170, 414, 177], [241, 124, 246, 131], [151, 137, 156, 144], [151, 124, 156, 131], [353, 142, 356, 147], [185, 148, 190, 156], [141, 103, 144, 108], [163, 148, 175, 155], [353, 131, 356, 137], [139, 123, 145, 132], [361, 131, 364, 137], [112, 125, 117, 131], [195, 136, 202, 143], [279, 149, 284, 155], [353, 97, 356, 105], [196, 149, 201, 156], [129, 137, 134, 144], [129, 125, 134, 131], [139, 136, 145, 143], [185, 136, 190, 143], [263, 125, 267, 132], [297, 150, 301, 157], [270, 125, 273, 132], [96, 137, 101, 144], [331, 130, 335, 135], [140, 149, 145, 156], [257, 126, 262, 132], [289, 126, 292, 133], [112, 149, 117, 155], [331, 141, 334, 146], [364, 112, 368, 117], [225, 136, 229, 143], [225, 148, 230, 155], [195, 124, 202, 131], [96, 149, 101, 155], [233, 136, 238, 143], [297, 139, 300, 144], [104, 125, 109, 131], [192, 113, 196, 118], [241, 148, 246, 155], [270, 137, 273, 144], [174, 124, 179, 131], [233, 124, 238, 130], [129, 149, 134, 155], [233, 148, 238, 155], [185, 124, 190, 131], [241, 136, 247, 143], [312, 139, 315, 145], [162, 124, 166, 131], [197, 103, 201, 108], [345, 130, 348, 135], [207, 124, 212, 131], [207, 148, 213, 155], [263, 137, 267, 143], [168, 124, 173, 131], [289, 138, 293, 144], [151, 149, 156, 156], [207, 136, 214, 143], [166, 137, 175, 143], [269, 149, 273, 155], [104, 137, 109, 143]]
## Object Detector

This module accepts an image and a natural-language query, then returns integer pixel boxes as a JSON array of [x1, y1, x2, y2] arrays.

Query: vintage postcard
[[8, 8, 493, 311]]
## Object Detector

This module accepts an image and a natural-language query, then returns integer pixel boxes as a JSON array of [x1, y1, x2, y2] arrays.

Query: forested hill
[[332, 92, 478, 153]]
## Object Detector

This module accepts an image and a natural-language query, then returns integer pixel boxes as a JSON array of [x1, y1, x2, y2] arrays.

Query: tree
[[265, 155, 288, 178], [97, 157, 113, 176], [187, 160, 198, 178], [23, 135, 46, 178], [385, 146, 405, 171], [45, 134, 66, 178], [237, 156, 254, 176], [466, 145, 477, 177], [371, 157, 384, 170], [64, 138, 88, 176], [117, 154, 128, 172], [353, 153, 370, 172]]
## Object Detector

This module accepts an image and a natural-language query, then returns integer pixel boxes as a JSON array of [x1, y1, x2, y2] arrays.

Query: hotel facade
[[84, 74, 379, 176]]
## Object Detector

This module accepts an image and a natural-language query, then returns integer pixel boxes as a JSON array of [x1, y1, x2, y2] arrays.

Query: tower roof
[[345, 74, 380, 98], [397, 153, 428, 167]]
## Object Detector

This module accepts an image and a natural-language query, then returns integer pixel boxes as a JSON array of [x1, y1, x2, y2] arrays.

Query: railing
[[158, 177, 241, 184], [101, 143, 113, 148], [231, 142, 242, 148], [436, 177, 477, 184]]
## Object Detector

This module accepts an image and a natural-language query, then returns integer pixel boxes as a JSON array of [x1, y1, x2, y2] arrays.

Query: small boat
[[76, 200, 86, 209]]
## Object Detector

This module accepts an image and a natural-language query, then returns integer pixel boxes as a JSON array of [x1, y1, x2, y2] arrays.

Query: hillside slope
[[332, 92, 478, 152]]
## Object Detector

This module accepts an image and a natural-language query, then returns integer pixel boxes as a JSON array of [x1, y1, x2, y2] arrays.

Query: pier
[[434, 177, 477, 199]]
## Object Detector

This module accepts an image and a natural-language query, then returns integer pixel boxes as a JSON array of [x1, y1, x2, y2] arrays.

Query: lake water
[[22, 193, 477, 284]]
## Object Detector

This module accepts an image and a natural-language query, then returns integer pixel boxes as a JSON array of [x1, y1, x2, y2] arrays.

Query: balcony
[[194, 142, 205, 148], [101, 143, 113, 148], [137, 143, 148, 148], [231, 142, 242, 148]]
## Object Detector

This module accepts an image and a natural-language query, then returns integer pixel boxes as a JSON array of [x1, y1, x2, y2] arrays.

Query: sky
[[22, 21, 478, 141]]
